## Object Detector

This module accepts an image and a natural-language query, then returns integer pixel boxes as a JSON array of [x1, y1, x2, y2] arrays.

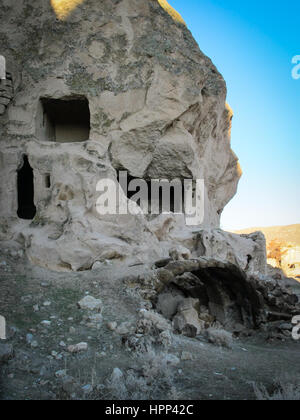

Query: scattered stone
[[165, 354, 180, 366], [59, 341, 66, 348], [107, 321, 117, 331], [82, 384, 93, 394], [40, 380, 49, 386], [67, 342, 88, 353], [26, 333, 34, 344], [181, 351, 193, 361], [157, 292, 184, 320], [41, 320, 51, 326], [92, 261, 102, 270], [21, 295, 32, 303], [158, 330, 172, 347], [40, 367, 48, 377], [110, 368, 123, 382], [33, 305, 39, 312], [7, 326, 18, 339], [173, 298, 204, 336], [138, 310, 171, 333], [86, 313, 103, 329], [116, 322, 133, 335], [0, 344, 14, 363], [77, 296, 102, 312], [169, 245, 191, 261], [43, 301, 51, 307], [62, 376, 79, 396], [279, 323, 292, 331], [181, 324, 198, 339], [55, 370, 67, 379]]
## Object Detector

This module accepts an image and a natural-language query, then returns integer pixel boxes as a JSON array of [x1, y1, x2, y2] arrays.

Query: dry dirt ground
[[0, 250, 300, 401]]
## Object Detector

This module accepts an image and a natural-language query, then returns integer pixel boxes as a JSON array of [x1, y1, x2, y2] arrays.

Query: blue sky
[[170, 0, 300, 230]]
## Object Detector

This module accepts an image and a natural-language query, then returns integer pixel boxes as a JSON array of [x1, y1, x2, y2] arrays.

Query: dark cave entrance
[[155, 261, 263, 333], [17, 155, 36, 220], [38, 97, 90, 143]]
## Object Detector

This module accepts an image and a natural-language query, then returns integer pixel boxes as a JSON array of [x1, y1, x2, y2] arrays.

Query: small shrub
[[205, 328, 233, 349], [98, 349, 178, 400]]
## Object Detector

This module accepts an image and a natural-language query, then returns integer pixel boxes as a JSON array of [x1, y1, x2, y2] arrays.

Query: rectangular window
[[37, 97, 90, 143]]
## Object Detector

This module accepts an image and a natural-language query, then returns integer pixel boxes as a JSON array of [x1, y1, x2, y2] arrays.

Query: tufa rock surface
[[0, 0, 261, 273]]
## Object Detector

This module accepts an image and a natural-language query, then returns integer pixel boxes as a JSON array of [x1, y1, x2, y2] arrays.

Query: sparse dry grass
[[253, 381, 300, 400], [98, 349, 179, 400]]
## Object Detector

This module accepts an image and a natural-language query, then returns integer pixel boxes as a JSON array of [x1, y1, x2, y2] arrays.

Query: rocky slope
[[0, 250, 299, 400]]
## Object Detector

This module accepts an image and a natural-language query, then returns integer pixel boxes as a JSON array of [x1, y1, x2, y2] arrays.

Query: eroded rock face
[[0, 0, 244, 271], [0, 73, 13, 116]]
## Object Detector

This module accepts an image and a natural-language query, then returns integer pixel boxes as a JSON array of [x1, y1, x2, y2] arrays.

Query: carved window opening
[[37, 97, 90, 143], [45, 174, 51, 189]]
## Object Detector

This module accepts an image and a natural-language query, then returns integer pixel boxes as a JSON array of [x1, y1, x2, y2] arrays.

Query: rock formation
[[0, 0, 249, 272], [0, 4, 299, 391], [123, 256, 300, 338]]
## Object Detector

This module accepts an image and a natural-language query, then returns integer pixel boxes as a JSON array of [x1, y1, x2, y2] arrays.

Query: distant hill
[[233, 224, 300, 279], [233, 224, 300, 246]]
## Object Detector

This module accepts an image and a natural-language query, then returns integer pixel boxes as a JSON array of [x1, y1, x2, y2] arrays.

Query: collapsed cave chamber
[[152, 258, 288, 335]]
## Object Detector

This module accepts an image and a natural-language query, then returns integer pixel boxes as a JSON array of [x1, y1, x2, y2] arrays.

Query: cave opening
[[155, 262, 263, 334], [17, 155, 36, 220], [37, 97, 90, 143], [45, 174, 51, 189]]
